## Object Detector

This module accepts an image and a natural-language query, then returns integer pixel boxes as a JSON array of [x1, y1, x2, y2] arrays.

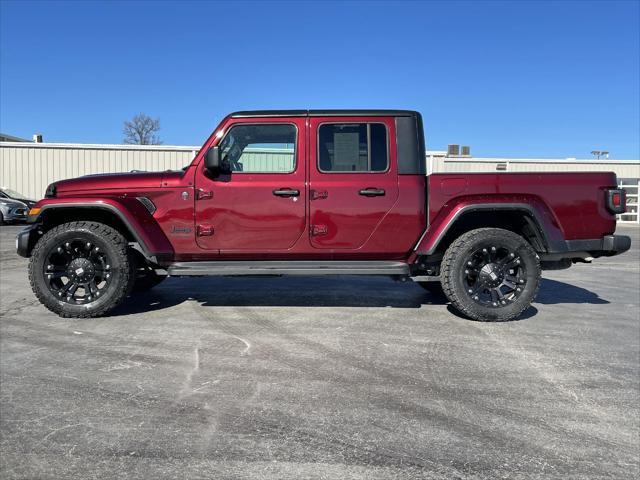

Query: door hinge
[[197, 189, 213, 200], [311, 224, 328, 236], [310, 189, 328, 200], [197, 224, 215, 236]]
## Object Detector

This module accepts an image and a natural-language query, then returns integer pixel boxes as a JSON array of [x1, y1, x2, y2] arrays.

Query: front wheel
[[440, 228, 541, 322], [28, 221, 135, 318]]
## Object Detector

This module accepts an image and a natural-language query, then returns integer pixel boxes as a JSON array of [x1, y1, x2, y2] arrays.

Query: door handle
[[359, 188, 385, 197], [273, 188, 300, 197]]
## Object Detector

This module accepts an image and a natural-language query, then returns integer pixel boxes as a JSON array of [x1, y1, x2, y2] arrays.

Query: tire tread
[[28, 221, 134, 318], [440, 228, 541, 322]]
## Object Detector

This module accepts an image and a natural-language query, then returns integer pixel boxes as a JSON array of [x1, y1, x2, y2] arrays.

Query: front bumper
[[16, 224, 40, 258]]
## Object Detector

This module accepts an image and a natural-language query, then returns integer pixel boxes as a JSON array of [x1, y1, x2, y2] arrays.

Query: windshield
[[1, 188, 28, 200]]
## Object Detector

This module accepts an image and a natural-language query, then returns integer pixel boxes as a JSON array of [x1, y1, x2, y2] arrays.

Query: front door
[[308, 117, 399, 249], [195, 118, 306, 251]]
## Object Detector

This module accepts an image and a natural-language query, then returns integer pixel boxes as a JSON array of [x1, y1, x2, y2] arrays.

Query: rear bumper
[[544, 234, 632, 261], [565, 235, 631, 257], [602, 234, 632, 254]]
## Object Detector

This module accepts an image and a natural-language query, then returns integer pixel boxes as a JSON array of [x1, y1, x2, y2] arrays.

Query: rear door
[[195, 118, 306, 251], [308, 116, 399, 249]]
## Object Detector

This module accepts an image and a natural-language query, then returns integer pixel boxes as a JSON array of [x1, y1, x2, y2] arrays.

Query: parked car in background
[[0, 188, 37, 209], [0, 197, 28, 224]]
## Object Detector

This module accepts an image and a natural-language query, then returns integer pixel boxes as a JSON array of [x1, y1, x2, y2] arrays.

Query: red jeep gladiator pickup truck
[[16, 110, 630, 321]]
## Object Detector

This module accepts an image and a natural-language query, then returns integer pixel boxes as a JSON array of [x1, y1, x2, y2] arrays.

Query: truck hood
[[51, 171, 182, 196]]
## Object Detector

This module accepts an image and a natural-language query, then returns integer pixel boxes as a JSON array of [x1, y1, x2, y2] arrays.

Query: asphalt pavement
[[1, 224, 638, 479]]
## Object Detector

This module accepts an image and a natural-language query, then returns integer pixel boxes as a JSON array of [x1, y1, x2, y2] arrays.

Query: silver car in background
[[0, 187, 36, 209], [0, 197, 28, 224]]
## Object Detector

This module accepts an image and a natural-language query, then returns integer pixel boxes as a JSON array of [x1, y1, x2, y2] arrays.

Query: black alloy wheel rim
[[461, 245, 527, 308], [44, 238, 112, 305]]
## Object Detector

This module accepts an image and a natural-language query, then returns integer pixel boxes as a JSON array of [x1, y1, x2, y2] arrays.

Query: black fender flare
[[24, 201, 173, 261], [415, 203, 566, 255]]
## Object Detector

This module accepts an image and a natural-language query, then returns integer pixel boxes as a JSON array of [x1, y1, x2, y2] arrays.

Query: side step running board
[[167, 260, 410, 277]]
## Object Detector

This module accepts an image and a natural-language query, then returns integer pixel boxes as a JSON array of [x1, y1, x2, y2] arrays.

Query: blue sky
[[1, 0, 639, 158]]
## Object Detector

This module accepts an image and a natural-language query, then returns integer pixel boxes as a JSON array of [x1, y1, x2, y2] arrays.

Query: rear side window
[[318, 123, 388, 172], [219, 123, 297, 173]]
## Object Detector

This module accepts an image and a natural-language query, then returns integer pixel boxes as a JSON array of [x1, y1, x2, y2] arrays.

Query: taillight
[[606, 188, 626, 214], [612, 192, 621, 207]]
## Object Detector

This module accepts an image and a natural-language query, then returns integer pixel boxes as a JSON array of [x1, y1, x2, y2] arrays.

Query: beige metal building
[[1, 141, 638, 223], [0, 142, 200, 202]]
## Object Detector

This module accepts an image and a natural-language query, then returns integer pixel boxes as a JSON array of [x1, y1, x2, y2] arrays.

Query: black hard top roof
[[230, 109, 420, 118]]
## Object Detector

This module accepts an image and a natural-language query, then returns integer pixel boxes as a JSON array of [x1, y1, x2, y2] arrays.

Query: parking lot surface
[[1, 224, 638, 479]]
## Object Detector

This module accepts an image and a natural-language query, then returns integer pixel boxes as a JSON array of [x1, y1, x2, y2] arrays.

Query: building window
[[219, 124, 296, 173], [318, 123, 388, 172]]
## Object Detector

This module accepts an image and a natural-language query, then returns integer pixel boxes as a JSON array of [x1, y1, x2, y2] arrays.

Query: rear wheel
[[440, 228, 540, 321], [28, 221, 135, 318]]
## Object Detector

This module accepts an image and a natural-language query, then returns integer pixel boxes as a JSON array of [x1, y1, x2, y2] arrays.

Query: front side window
[[219, 124, 296, 173], [318, 123, 388, 172]]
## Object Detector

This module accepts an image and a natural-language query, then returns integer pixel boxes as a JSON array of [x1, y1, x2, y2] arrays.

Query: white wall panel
[[0, 143, 200, 199]]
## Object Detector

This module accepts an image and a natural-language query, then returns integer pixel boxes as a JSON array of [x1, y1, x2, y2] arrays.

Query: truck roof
[[230, 109, 420, 118]]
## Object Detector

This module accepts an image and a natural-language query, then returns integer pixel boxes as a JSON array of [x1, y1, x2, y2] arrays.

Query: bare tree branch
[[123, 113, 162, 145]]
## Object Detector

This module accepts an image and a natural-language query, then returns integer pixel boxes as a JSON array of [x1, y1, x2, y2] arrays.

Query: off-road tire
[[28, 221, 135, 318], [441, 228, 541, 322], [417, 281, 445, 298]]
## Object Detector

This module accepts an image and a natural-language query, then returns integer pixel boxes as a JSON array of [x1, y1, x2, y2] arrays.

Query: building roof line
[[0, 133, 32, 142], [0, 142, 201, 151]]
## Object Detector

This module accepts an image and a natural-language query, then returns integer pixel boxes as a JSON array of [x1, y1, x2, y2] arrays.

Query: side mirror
[[205, 146, 221, 175]]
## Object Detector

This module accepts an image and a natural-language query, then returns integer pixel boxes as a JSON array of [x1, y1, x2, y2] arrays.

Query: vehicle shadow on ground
[[535, 278, 609, 305], [111, 276, 609, 318], [112, 276, 433, 315]]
